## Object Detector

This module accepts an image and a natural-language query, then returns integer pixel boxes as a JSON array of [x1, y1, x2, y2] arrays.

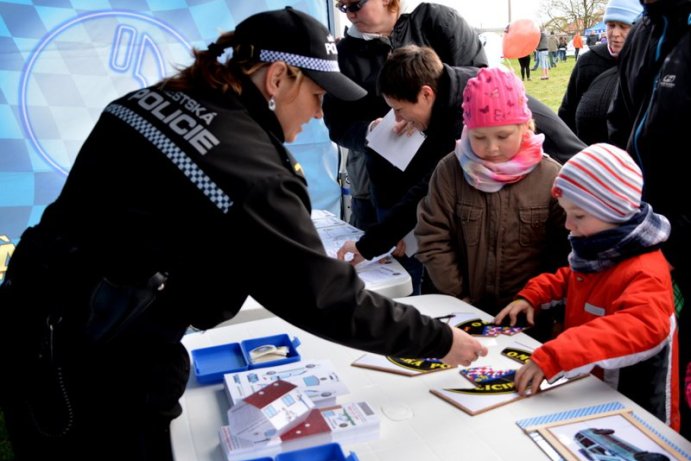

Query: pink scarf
[[455, 128, 545, 193]]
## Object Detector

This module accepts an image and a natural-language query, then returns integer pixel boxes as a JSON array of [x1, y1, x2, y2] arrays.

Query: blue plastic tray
[[244, 442, 358, 461], [192, 334, 301, 384], [276, 442, 358, 461]]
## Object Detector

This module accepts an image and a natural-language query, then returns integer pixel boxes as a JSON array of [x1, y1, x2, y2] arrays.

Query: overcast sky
[[405, 0, 543, 29], [336, 0, 544, 31]]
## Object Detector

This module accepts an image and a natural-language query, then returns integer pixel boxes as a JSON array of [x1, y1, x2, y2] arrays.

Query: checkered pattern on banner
[[105, 103, 233, 213], [0, 0, 338, 258]]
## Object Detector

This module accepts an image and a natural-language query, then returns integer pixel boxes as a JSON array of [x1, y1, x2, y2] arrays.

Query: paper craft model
[[226, 379, 314, 443], [224, 360, 349, 408]]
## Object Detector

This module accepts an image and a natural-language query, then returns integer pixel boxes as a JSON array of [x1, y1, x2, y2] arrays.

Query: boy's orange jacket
[[518, 249, 680, 431]]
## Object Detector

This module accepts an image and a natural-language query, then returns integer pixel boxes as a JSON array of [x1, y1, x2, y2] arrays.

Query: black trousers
[[0, 285, 188, 461], [518, 55, 531, 80], [1, 341, 187, 461]]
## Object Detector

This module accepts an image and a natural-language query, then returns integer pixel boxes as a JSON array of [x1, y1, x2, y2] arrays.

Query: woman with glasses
[[322, 0, 487, 295], [337, 0, 369, 13]]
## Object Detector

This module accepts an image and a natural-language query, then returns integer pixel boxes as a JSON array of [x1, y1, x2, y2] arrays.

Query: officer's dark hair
[[377, 45, 444, 103], [161, 31, 302, 95]]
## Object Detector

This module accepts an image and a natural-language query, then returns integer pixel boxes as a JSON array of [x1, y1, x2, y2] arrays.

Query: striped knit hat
[[552, 143, 642, 223]]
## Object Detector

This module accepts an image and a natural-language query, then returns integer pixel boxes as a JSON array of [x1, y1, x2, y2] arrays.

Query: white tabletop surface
[[171, 294, 691, 461], [223, 211, 413, 326], [311, 209, 412, 299]]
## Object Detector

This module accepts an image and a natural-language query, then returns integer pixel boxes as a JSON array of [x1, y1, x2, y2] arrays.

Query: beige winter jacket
[[415, 152, 568, 315]]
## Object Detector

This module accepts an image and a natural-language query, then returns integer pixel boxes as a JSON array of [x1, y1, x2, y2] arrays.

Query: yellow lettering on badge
[[0, 235, 16, 283], [506, 351, 531, 363], [481, 382, 514, 391]]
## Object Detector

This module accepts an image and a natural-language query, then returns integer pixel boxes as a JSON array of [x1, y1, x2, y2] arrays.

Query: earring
[[268, 97, 276, 111]]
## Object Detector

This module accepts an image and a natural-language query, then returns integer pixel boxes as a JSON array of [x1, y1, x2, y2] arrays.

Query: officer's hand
[[441, 326, 488, 367]]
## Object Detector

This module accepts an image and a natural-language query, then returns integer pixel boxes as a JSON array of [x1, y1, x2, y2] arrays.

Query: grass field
[[505, 55, 575, 113], [0, 57, 575, 461]]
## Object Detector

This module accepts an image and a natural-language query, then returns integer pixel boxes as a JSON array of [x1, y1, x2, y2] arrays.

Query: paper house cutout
[[227, 380, 315, 443], [224, 359, 349, 409]]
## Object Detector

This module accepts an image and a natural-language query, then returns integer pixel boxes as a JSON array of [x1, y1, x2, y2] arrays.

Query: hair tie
[[232, 44, 256, 63], [206, 42, 226, 58]]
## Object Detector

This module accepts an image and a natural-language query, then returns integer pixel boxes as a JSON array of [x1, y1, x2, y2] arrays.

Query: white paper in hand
[[401, 229, 418, 257], [366, 109, 425, 171]]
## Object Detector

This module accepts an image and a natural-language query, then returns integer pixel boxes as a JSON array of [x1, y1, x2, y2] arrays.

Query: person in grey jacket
[[0, 9, 487, 461], [548, 31, 559, 67], [534, 30, 550, 78]]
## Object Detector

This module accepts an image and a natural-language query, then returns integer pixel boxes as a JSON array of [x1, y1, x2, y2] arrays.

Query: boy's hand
[[515, 360, 545, 396], [494, 299, 535, 327]]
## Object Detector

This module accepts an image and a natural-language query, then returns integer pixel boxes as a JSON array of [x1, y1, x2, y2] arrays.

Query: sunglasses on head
[[338, 0, 369, 13]]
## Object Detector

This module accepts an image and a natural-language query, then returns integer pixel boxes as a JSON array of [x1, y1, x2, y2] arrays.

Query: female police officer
[[0, 7, 487, 460]]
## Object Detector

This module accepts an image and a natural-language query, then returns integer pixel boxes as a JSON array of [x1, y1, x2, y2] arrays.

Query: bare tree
[[539, 0, 607, 34]]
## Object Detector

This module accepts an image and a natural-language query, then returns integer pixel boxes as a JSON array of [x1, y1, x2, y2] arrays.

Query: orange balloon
[[502, 19, 540, 59]]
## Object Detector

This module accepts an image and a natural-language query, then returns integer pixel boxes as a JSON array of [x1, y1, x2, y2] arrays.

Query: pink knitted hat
[[462, 67, 532, 129]]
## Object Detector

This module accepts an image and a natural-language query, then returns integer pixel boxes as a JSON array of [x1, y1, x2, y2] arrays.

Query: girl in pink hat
[[415, 66, 569, 341]]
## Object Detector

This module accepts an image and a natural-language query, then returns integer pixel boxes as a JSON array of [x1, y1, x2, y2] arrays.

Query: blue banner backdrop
[[0, 0, 341, 282]]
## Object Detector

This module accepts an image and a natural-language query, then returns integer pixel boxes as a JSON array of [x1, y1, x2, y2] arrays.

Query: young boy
[[495, 143, 679, 431]]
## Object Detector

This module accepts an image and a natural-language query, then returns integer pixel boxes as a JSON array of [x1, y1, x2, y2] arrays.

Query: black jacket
[[323, 2, 487, 154], [574, 66, 619, 145], [2, 78, 456, 411], [356, 65, 474, 258], [558, 43, 616, 133], [321, 3, 487, 201], [356, 65, 585, 259], [609, 0, 691, 273]]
